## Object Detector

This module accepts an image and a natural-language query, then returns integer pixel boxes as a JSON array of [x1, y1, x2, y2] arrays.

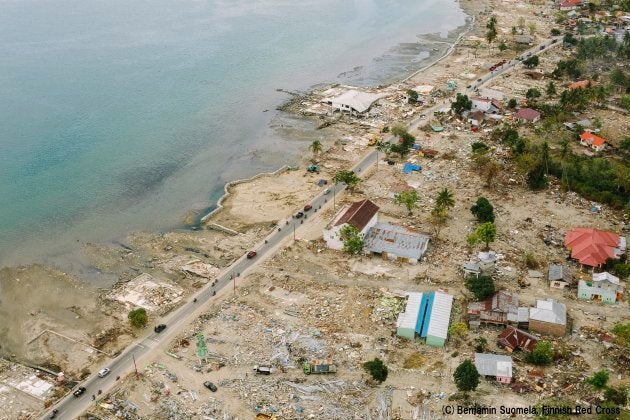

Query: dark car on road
[[246, 251, 257, 259], [154, 324, 167, 333], [203, 381, 218, 392], [73, 386, 87, 397], [295, 211, 304, 218]]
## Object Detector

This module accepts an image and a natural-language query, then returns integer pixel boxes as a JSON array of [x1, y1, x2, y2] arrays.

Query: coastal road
[[465, 35, 563, 93], [42, 151, 380, 420], [43, 35, 564, 420]]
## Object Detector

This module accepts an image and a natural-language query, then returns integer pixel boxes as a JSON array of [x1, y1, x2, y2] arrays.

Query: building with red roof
[[565, 228, 625, 267], [323, 199, 379, 250], [579, 132, 606, 151], [558, 0, 583, 10], [568, 80, 597, 90], [514, 108, 541, 123]]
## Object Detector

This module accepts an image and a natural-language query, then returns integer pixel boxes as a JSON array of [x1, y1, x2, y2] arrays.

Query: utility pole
[[132, 353, 138, 379], [293, 223, 296, 241], [333, 186, 336, 210]]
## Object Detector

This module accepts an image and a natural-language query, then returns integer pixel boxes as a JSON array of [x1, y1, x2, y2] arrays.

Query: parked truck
[[303, 360, 337, 375]]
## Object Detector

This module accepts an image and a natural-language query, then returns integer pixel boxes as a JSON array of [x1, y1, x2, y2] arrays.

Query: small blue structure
[[317, 179, 328, 187], [412, 144, 422, 150], [403, 163, 421, 174]]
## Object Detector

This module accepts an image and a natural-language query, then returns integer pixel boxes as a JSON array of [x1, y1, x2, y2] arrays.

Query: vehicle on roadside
[[323, 188, 331, 195], [295, 211, 304, 218], [73, 387, 87, 397], [253, 365, 274, 375], [304, 204, 312, 211], [203, 381, 218, 392], [49, 409, 59, 419], [154, 324, 167, 333], [246, 251, 257, 259], [98, 368, 110, 378]]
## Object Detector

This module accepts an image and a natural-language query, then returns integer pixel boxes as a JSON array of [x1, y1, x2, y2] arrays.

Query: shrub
[[470, 197, 495, 223], [586, 370, 609, 390], [527, 341, 553, 365], [128, 308, 148, 328], [363, 358, 388, 383], [523, 252, 539, 269], [465, 275, 496, 300]]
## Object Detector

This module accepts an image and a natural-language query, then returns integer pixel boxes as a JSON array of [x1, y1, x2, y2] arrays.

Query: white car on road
[[98, 368, 110, 378]]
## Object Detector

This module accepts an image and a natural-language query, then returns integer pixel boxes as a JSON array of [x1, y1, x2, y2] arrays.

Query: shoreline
[[202, 3, 476, 227]]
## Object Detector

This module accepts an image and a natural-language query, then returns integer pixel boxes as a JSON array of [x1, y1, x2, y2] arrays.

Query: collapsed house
[[396, 291, 454, 347], [467, 290, 529, 329], [497, 326, 539, 353]]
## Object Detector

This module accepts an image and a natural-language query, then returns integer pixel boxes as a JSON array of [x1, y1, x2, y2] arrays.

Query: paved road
[[42, 142, 380, 420], [42, 35, 563, 420]]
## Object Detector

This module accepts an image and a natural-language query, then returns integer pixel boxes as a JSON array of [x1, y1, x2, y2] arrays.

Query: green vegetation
[[470, 197, 495, 223], [436, 188, 455, 212], [389, 126, 416, 158], [507, 98, 518, 109], [467, 222, 496, 250], [339, 225, 364, 255], [523, 55, 539, 69], [486, 16, 497, 45], [333, 170, 361, 192], [394, 190, 420, 215], [527, 341, 554, 365], [309, 140, 323, 160], [465, 275, 496, 300], [453, 360, 480, 392], [471, 142, 489, 153], [526, 87, 542, 104], [546, 81, 557, 97], [523, 251, 539, 269], [448, 322, 469, 340], [586, 370, 609, 390], [407, 89, 419, 103], [363, 358, 388, 383], [474, 337, 488, 353], [451, 93, 472, 115], [611, 323, 630, 347], [128, 308, 148, 328]]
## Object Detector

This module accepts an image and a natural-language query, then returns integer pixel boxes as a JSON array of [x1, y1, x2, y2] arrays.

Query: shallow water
[[0, 0, 467, 266]]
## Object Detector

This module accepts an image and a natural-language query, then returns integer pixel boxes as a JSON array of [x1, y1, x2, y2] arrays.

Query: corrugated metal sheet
[[396, 292, 423, 330], [529, 299, 566, 325], [475, 353, 513, 378], [426, 291, 454, 340]]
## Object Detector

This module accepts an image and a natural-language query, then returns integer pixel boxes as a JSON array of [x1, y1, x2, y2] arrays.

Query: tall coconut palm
[[309, 140, 323, 161], [435, 188, 455, 211], [375, 141, 390, 169]]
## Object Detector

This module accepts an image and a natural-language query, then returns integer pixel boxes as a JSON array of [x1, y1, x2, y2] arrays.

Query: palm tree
[[375, 141, 390, 168], [435, 188, 455, 211], [309, 140, 323, 161]]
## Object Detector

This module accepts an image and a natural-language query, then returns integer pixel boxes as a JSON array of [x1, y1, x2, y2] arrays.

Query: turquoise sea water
[[0, 0, 467, 265]]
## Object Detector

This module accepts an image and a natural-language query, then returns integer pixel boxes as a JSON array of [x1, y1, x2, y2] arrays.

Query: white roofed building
[[329, 90, 383, 114], [529, 299, 567, 336]]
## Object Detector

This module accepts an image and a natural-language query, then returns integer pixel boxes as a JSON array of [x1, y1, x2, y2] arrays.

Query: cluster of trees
[[333, 170, 361, 192], [389, 126, 416, 158], [552, 58, 582, 79], [451, 93, 472, 115], [522, 55, 539, 69]]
